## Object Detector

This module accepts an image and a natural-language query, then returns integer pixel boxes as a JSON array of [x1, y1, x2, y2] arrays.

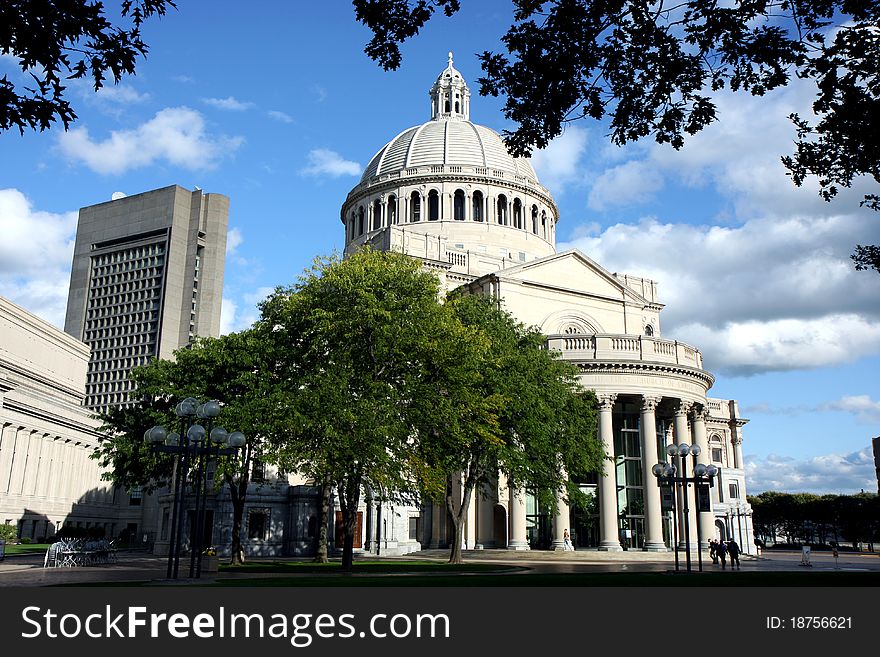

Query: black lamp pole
[[653, 443, 717, 574], [146, 398, 245, 579]]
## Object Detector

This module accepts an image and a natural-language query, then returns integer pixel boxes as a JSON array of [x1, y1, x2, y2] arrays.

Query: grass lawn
[[219, 560, 515, 575], [2, 543, 50, 556], [213, 570, 880, 587]]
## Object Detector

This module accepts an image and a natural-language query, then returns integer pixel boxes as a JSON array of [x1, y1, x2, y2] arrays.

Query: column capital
[[731, 434, 743, 446], [597, 393, 617, 411], [673, 400, 692, 417], [691, 404, 709, 423], [640, 395, 662, 413]]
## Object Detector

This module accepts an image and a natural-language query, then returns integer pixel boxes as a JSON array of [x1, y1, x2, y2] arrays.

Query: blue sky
[[1, 1, 877, 495]]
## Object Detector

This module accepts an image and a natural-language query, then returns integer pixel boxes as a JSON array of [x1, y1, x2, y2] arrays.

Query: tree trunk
[[226, 444, 252, 565], [338, 473, 361, 572], [314, 475, 331, 563], [446, 470, 476, 565]]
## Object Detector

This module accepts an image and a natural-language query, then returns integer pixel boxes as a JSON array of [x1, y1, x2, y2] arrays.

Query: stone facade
[[0, 297, 117, 540], [342, 54, 755, 555]]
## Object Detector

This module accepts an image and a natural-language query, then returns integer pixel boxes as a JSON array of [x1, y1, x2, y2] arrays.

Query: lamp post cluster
[[145, 397, 245, 579], [652, 442, 718, 573]]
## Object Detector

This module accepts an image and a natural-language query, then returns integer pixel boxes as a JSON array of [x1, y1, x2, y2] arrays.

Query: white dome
[[360, 119, 540, 184]]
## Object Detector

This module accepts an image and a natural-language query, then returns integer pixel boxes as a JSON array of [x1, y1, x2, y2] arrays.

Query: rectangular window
[[729, 482, 739, 499], [712, 448, 723, 463], [251, 459, 265, 483], [128, 486, 143, 506], [247, 509, 270, 540], [409, 516, 420, 541]]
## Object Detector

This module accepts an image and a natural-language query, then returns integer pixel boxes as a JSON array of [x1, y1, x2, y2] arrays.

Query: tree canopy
[[354, 1, 880, 271], [94, 328, 282, 563], [258, 249, 478, 570], [424, 293, 602, 563], [1, 0, 176, 133]]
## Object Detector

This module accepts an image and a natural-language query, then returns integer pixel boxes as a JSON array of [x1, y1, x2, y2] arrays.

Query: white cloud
[[226, 227, 243, 255], [312, 85, 328, 103], [678, 315, 880, 376], [745, 448, 876, 495], [587, 160, 664, 211], [824, 395, 880, 424], [560, 211, 880, 374], [220, 287, 273, 335], [267, 110, 294, 124], [202, 96, 255, 111], [299, 149, 361, 178], [530, 125, 589, 195], [0, 189, 76, 327], [220, 298, 238, 336], [93, 84, 150, 105], [57, 107, 244, 175]]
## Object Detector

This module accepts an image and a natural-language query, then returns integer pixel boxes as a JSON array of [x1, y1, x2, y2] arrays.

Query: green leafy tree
[[258, 249, 470, 571], [94, 328, 282, 564], [0, 523, 17, 542], [354, 1, 879, 270], [419, 294, 602, 564], [1, 1, 177, 133]]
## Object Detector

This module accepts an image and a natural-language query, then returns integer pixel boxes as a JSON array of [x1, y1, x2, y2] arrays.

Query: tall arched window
[[644, 324, 654, 336], [541, 210, 547, 238], [388, 195, 397, 225], [428, 190, 439, 221], [372, 199, 382, 230], [472, 191, 484, 222], [453, 189, 466, 221], [349, 212, 356, 240], [531, 205, 539, 234], [358, 206, 365, 236], [411, 191, 421, 222], [497, 195, 507, 225], [513, 198, 523, 229]]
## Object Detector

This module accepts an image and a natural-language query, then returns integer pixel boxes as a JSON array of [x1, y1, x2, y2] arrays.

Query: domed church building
[[342, 54, 754, 554]]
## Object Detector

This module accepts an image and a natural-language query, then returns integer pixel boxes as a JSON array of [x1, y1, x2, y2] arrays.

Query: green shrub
[[20, 537, 32, 544], [0, 524, 16, 542]]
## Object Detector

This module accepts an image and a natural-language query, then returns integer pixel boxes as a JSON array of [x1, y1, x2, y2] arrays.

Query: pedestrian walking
[[727, 539, 741, 569], [716, 538, 728, 569], [563, 529, 574, 552], [709, 539, 718, 564]]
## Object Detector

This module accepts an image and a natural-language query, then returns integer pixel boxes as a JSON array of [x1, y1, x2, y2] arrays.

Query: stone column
[[733, 435, 744, 470], [476, 481, 494, 548], [640, 396, 666, 551], [597, 394, 622, 551], [673, 401, 698, 549], [691, 406, 715, 549], [464, 489, 477, 549], [507, 480, 530, 550], [550, 472, 571, 550]]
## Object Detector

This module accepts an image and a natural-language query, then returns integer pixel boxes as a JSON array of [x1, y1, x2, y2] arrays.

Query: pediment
[[495, 249, 654, 306]]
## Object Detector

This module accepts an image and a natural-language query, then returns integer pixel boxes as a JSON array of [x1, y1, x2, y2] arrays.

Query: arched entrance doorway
[[493, 504, 508, 548]]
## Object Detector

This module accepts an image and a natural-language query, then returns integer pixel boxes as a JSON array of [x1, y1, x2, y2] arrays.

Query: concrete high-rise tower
[[64, 185, 228, 412]]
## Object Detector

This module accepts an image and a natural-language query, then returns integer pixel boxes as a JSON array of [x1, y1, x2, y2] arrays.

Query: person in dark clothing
[[716, 539, 727, 569], [709, 539, 717, 564], [727, 540, 741, 569]]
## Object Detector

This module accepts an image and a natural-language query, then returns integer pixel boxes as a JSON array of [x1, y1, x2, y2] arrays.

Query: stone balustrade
[[546, 333, 704, 369]]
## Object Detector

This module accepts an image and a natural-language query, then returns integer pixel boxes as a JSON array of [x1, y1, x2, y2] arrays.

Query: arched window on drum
[[411, 191, 421, 222], [497, 195, 508, 225], [531, 205, 539, 234], [372, 199, 382, 230], [453, 189, 466, 221], [428, 190, 440, 221], [388, 195, 397, 225], [472, 191, 484, 222]]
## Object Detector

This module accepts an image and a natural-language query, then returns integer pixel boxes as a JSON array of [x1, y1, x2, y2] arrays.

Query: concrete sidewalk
[[1, 547, 873, 587]]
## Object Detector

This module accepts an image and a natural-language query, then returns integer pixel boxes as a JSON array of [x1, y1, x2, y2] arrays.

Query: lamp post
[[145, 397, 246, 579], [652, 442, 718, 573]]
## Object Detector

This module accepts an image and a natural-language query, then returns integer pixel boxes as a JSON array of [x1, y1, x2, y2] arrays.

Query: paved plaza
[[1, 548, 878, 587]]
